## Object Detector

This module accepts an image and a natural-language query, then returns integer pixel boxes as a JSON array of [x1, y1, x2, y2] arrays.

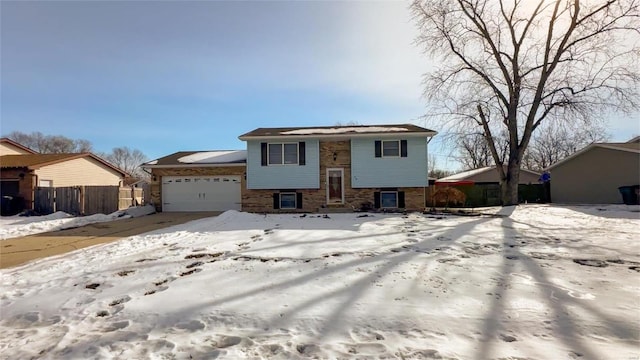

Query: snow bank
[[0, 205, 156, 240]]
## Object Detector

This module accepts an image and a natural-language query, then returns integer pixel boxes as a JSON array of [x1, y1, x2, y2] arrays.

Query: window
[[382, 140, 400, 157], [380, 191, 398, 208], [268, 143, 298, 165], [280, 193, 297, 209]]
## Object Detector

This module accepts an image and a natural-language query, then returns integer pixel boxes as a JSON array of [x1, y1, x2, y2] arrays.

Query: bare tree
[[523, 121, 609, 171], [412, 0, 639, 205], [428, 154, 453, 179], [5, 131, 94, 153], [104, 147, 149, 180], [458, 132, 509, 170]]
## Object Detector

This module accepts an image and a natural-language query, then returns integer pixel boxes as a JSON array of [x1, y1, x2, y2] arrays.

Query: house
[[435, 166, 542, 206], [547, 138, 640, 204], [238, 124, 436, 212], [143, 150, 247, 212], [0, 152, 127, 212], [0, 138, 36, 156]]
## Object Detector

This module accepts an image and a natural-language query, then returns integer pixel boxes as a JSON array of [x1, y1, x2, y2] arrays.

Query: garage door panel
[[162, 175, 241, 212]]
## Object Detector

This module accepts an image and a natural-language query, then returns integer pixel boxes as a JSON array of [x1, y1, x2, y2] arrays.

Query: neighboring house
[[143, 150, 247, 212], [436, 166, 542, 206], [238, 124, 436, 212], [0, 138, 37, 156], [547, 139, 640, 204], [0, 153, 127, 211]]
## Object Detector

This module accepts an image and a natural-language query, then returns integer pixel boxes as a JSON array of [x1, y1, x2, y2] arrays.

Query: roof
[[0, 153, 128, 176], [0, 138, 37, 154], [143, 150, 247, 168], [436, 166, 541, 184], [238, 124, 437, 140], [547, 142, 640, 170]]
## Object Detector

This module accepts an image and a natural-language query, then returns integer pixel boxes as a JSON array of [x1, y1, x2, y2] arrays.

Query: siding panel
[[0, 143, 30, 155], [551, 147, 640, 204], [247, 140, 320, 189], [351, 137, 428, 187], [34, 157, 122, 187]]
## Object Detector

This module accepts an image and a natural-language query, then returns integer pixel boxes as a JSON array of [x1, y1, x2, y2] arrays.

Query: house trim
[[239, 132, 436, 141]]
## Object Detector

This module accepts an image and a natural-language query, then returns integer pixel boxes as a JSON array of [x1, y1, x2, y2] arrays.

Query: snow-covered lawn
[[0, 205, 156, 240], [1, 205, 638, 359]]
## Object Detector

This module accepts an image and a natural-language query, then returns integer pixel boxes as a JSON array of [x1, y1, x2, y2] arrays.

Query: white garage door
[[162, 175, 241, 212]]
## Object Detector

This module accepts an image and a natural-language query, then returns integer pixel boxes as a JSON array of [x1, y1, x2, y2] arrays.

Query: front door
[[327, 168, 344, 204]]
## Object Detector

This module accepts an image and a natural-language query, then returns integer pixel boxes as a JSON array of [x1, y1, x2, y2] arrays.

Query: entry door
[[327, 168, 344, 204]]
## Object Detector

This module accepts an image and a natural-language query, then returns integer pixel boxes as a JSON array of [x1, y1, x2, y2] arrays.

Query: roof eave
[[238, 131, 437, 141], [142, 163, 247, 169]]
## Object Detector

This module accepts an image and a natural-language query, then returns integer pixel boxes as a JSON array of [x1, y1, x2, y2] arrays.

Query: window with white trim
[[382, 140, 400, 157], [280, 193, 297, 209], [268, 143, 298, 165], [380, 191, 398, 208]]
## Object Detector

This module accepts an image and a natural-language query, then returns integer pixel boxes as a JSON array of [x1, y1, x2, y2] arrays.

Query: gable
[[34, 157, 124, 187], [0, 142, 34, 156]]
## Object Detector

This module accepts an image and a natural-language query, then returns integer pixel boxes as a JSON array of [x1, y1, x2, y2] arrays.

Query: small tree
[[104, 147, 149, 180], [412, 0, 639, 205]]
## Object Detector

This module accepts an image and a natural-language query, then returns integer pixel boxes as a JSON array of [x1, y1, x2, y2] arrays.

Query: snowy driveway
[[0, 211, 216, 269]]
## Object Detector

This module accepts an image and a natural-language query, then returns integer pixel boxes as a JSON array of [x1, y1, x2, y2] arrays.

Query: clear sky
[[1, 1, 638, 171]]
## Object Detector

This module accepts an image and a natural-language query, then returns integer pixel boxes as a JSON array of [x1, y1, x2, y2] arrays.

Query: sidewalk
[[0, 212, 217, 269]]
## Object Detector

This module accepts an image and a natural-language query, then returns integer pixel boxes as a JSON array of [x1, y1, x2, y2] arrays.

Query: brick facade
[[149, 166, 246, 212], [1, 167, 37, 210], [242, 140, 428, 213]]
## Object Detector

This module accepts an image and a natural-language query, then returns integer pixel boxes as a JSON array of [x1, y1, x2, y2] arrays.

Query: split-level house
[[238, 124, 437, 212]]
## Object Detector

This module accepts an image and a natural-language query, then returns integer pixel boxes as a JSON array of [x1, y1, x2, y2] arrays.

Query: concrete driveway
[[0, 212, 218, 269]]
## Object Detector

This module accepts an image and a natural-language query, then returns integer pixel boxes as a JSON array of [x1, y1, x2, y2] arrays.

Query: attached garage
[[162, 175, 241, 211], [143, 150, 247, 213]]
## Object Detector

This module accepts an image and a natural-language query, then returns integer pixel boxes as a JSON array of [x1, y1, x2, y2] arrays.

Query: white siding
[[34, 157, 123, 187], [246, 139, 320, 189], [0, 143, 30, 155], [351, 137, 428, 188]]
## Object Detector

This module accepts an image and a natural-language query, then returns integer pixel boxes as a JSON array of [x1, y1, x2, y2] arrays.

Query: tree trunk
[[500, 159, 521, 206]]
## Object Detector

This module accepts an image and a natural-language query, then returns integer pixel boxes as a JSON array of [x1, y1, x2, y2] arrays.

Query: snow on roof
[[438, 167, 493, 181], [281, 126, 409, 135], [145, 160, 158, 165], [177, 150, 247, 164]]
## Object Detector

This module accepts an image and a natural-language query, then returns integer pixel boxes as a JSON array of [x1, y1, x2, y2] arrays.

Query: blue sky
[[1, 1, 638, 171]]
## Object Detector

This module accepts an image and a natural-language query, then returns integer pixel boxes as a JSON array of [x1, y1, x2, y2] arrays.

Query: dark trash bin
[[0, 196, 24, 216], [618, 185, 640, 205]]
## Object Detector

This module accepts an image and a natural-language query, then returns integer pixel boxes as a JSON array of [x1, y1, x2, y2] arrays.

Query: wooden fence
[[34, 186, 138, 216], [119, 187, 144, 209]]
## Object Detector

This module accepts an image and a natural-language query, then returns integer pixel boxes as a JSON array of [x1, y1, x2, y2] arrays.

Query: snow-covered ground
[[0, 205, 156, 240], [0, 205, 638, 359]]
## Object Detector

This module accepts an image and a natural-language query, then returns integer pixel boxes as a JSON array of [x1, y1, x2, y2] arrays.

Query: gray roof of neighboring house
[[143, 150, 247, 168], [239, 124, 437, 139], [547, 142, 640, 170]]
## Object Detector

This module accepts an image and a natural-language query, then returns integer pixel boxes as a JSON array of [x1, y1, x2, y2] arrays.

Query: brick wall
[[0, 168, 36, 210], [150, 166, 246, 212]]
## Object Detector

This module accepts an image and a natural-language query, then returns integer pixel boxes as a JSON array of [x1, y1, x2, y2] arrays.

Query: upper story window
[[268, 143, 298, 165], [375, 140, 408, 158], [261, 141, 306, 166], [382, 140, 400, 157]]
